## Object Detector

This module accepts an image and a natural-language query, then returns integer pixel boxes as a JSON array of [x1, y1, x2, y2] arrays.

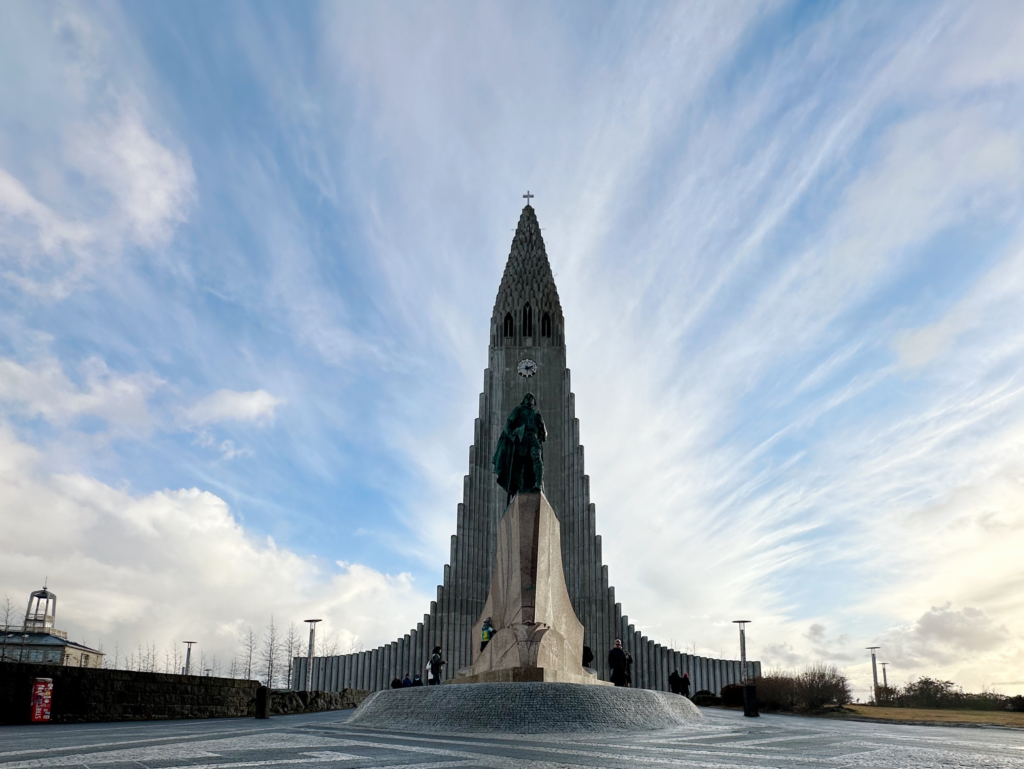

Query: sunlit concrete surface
[[1, 707, 1023, 768]]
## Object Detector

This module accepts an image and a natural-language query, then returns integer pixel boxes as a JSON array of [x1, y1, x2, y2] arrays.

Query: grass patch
[[826, 704, 1024, 728]]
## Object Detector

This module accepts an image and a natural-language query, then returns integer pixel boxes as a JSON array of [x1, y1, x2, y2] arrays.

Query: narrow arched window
[[503, 313, 514, 338], [541, 312, 551, 338], [522, 304, 534, 337]]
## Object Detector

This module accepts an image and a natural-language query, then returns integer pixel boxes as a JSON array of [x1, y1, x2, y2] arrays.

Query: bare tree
[[321, 630, 340, 658], [1, 594, 13, 662], [229, 654, 241, 679], [241, 627, 260, 681], [261, 616, 280, 687], [283, 622, 301, 690]]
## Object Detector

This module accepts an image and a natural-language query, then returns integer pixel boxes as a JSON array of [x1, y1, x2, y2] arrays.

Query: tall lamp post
[[183, 641, 197, 676], [304, 619, 321, 692], [879, 662, 889, 694], [733, 620, 758, 717], [866, 647, 881, 704]]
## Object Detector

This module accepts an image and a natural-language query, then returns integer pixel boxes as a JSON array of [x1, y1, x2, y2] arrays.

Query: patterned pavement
[[1, 707, 1023, 768]]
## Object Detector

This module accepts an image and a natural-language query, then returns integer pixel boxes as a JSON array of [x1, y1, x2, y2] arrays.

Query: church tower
[[296, 203, 758, 693], [432, 202, 619, 679]]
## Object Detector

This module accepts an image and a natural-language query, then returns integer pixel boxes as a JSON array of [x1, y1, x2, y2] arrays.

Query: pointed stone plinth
[[451, 492, 610, 686]]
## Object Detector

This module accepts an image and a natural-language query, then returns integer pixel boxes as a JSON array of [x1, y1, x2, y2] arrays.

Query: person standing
[[390, 676, 402, 689], [427, 646, 446, 685], [680, 672, 691, 698], [402, 674, 412, 687], [582, 645, 595, 670], [480, 618, 496, 652], [669, 669, 682, 694], [607, 639, 632, 687]]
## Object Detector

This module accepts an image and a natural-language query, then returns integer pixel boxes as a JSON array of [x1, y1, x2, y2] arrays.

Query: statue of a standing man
[[492, 393, 546, 505]]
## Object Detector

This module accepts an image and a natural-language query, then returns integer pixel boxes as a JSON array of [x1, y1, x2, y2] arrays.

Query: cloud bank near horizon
[[2, 0, 1024, 693]]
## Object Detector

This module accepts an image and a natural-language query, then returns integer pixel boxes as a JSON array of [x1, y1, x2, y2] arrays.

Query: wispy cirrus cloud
[[0, 4, 194, 299], [184, 389, 285, 427]]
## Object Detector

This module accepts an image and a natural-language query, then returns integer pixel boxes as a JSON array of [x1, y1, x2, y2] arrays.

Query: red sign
[[30, 678, 53, 723]]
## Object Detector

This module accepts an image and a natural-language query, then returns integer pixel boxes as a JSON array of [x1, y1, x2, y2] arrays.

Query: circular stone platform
[[345, 683, 704, 733]]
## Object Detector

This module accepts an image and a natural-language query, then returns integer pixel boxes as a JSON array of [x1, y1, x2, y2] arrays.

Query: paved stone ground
[[1, 707, 1023, 768]]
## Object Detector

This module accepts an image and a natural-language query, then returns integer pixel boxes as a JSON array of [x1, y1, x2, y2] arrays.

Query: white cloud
[[69, 108, 195, 249], [0, 354, 159, 434], [0, 422, 429, 671], [878, 605, 1011, 671], [0, 5, 195, 298], [185, 389, 285, 426]]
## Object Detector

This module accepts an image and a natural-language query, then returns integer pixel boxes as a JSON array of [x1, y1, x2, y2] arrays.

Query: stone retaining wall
[[268, 688, 368, 715], [0, 661, 258, 724]]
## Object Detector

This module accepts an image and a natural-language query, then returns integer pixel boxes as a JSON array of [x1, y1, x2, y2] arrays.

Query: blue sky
[[2, 0, 1024, 691]]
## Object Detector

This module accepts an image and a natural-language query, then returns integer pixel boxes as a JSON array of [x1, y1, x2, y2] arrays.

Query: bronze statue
[[492, 393, 546, 504]]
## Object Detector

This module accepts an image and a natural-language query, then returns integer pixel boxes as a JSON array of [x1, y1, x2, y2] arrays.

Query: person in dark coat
[[402, 674, 412, 687], [390, 676, 402, 689], [582, 645, 595, 670], [412, 673, 423, 686], [680, 672, 691, 698], [669, 669, 682, 694], [607, 639, 632, 687], [427, 646, 446, 685]]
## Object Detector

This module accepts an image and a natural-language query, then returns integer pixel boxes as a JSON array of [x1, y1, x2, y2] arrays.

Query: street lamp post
[[866, 647, 881, 704], [733, 620, 758, 717], [183, 641, 197, 676], [304, 619, 321, 692], [880, 662, 889, 691]]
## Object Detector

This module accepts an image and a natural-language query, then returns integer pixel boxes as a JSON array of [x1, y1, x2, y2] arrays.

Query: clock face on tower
[[517, 358, 538, 378]]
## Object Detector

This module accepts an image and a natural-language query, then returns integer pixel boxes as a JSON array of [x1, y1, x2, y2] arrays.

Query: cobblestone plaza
[[2, 709, 1022, 768]]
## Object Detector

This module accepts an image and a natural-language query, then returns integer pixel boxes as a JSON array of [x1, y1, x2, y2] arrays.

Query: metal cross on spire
[[523, 190, 534, 205]]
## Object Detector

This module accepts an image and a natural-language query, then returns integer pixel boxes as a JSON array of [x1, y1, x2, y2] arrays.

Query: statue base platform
[[446, 665, 609, 686], [345, 682, 704, 734], [465, 492, 603, 685]]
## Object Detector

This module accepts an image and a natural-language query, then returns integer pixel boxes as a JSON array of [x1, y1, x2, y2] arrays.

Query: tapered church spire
[[491, 205, 564, 348]]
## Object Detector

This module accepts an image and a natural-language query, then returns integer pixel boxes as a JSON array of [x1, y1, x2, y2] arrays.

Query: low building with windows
[[0, 586, 104, 668]]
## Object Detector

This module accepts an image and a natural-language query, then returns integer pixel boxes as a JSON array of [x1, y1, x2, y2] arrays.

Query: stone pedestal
[[347, 682, 703, 733], [452, 492, 609, 686]]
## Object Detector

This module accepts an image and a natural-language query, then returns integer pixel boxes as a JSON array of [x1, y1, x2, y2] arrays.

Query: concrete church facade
[[294, 204, 760, 693]]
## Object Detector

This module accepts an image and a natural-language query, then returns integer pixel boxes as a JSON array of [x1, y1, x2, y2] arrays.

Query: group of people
[[390, 645, 447, 689], [607, 638, 691, 696], [388, 636, 692, 694]]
